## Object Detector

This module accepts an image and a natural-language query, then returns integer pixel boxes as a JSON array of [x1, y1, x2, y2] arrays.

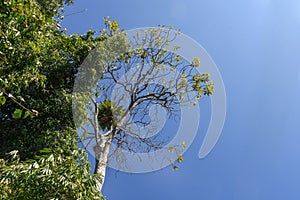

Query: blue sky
[[62, 0, 300, 199]]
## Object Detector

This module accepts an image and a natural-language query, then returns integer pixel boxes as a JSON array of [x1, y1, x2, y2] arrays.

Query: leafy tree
[[74, 24, 214, 191], [0, 0, 103, 159], [0, 0, 106, 198]]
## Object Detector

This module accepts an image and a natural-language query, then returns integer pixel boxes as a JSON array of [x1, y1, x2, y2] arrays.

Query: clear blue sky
[[62, 0, 300, 199]]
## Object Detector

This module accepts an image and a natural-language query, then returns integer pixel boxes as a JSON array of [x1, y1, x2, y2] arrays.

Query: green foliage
[[168, 141, 186, 170], [12, 109, 22, 119], [0, 0, 108, 198], [0, 95, 6, 105], [192, 73, 214, 99], [0, 0, 104, 159], [97, 100, 124, 131], [104, 16, 120, 35], [0, 129, 104, 199]]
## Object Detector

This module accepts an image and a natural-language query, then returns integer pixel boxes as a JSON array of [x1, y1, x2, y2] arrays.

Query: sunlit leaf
[[0, 96, 6, 105], [13, 109, 22, 119], [23, 110, 30, 119]]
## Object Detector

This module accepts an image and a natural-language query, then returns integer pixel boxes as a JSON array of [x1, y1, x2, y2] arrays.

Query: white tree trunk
[[93, 134, 113, 192]]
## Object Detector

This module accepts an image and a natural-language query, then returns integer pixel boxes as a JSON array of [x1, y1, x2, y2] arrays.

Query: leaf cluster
[[0, 129, 104, 199]]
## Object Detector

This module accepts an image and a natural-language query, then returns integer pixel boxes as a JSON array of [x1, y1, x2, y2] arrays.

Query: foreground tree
[[0, 0, 106, 198], [74, 25, 214, 191]]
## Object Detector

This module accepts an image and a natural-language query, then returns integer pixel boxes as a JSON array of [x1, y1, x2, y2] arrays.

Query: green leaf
[[0, 96, 6, 105], [40, 148, 52, 153], [13, 109, 22, 119], [23, 110, 30, 119]]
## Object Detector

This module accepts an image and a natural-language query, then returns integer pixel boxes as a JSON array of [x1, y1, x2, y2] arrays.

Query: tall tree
[[74, 23, 214, 191]]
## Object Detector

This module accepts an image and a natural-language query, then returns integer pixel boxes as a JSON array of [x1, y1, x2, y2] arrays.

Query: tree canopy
[[73, 25, 214, 190]]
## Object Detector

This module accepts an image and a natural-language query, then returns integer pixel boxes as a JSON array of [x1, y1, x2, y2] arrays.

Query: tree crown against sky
[[73, 21, 214, 191]]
